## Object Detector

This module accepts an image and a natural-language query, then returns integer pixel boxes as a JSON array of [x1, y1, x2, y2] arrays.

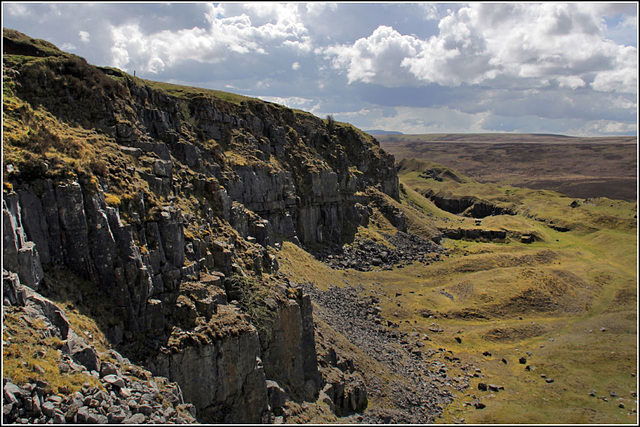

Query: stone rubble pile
[[322, 232, 445, 271], [2, 270, 197, 425], [3, 375, 196, 425], [305, 284, 467, 424]]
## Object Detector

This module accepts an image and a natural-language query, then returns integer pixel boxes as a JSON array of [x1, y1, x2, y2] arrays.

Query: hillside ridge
[[2, 28, 406, 423]]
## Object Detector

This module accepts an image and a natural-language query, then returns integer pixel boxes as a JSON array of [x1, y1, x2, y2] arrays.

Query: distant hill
[[377, 132, 637, 200], [365, 129, 403, 135]]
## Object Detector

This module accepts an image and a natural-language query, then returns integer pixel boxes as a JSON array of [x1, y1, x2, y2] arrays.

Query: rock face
[[2, 29, 404, 423], [3, 194, 44, 290], [260, 292, 321, 402], [2, 271, 197, 425], [150, 321, 268, 423], [421, 190, 514, 218], [3, 188, 324, 422], [440, 227, 508, 242]]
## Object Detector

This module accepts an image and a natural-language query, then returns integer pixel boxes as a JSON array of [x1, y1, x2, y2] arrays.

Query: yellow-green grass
[[2, 308, 104, 395], [277, 242, 348, 291], [277, 164, 637, 424], [418, 173, 635, 422], [143, 79, 256, 105], [406, 169, 636, 423], [402, 167, 637, 233]]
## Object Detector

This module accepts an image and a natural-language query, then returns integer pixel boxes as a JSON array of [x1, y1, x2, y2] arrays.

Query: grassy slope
[[277, 161, 638, 424]]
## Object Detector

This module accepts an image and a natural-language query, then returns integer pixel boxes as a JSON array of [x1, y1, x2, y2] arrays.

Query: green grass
[[276, 162, 637, 424], [403, 168, 636, 424], [142, 79, 257, 105], [3, 28, 67, 58]]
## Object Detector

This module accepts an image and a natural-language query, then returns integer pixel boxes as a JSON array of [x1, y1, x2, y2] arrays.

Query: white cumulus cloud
[[324, 3, 638, 93], [109, 3, 313, 74], [324, 25, 423, 86], [78, 30, 90, 43]]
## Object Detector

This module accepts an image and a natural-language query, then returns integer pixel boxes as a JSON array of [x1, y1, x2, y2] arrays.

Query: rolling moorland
[[378, 133, 637, 201], [2, 28, 638, 424]]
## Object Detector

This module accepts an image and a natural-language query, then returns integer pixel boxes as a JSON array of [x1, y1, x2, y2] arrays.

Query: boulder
[[103, 375, 125, 389], [266, 380, 287, 415], [3, 270, 27, 306], [64, 333, 99, 372], [16, 242, 44, 289], [99, 362, 119, 378], [25, 290, 71, 339], [125, 413, 146, 424]]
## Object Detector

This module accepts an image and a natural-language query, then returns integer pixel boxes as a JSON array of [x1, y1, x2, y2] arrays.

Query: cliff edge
[[2, 28, 398, 423]]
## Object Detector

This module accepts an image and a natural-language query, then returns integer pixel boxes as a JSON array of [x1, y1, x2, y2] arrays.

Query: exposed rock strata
[[3, 270, 197, 425], [150, 316, 268, 423], [420, 189, 515, 218], [440, 227, 507, 242], [2, 28, 416, 424]]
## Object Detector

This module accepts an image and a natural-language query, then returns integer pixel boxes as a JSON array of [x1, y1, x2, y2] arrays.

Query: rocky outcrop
[[260, 289, 321, 403], [440, 227, 508, 242], [420, 189, 514, 218], [2, 185, 327, 423], [3, 194, 44, 290], [1, 182, 312, 421], [150, 316, 269, 424], [2, 29, 407, 423], [11, 65, 398, 248], [2, 270, 198, 425]]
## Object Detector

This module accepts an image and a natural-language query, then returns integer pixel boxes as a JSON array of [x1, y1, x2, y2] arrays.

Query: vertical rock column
[[2, 193, 44, 290], [54, 182, 92, 280], [150, 325, 268, 423], [260, 292, 321, 402]]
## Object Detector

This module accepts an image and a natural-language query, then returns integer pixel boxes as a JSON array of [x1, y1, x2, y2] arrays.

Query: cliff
[[2, 28, 398, 423]]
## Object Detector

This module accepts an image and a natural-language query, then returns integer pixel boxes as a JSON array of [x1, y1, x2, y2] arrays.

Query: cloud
[[419, 4, 441, 21], [306, 3, 338, 16], [78, 30, 90, 43], [480, 112, 637, 136], [2, 3, 636, 136], [4, 3, 31, 16], [60, 42, 77, 51], [256, 95, 320, 113], [588, 120, 637, 135], [325, 3, 638, 94], [323, 25, 423, 86], [591, 44, 638, 93], [604, 14, 638, 46], [107, 3, 315, 74], [341, 106, 490, 134], [556, 76, 586, 89]]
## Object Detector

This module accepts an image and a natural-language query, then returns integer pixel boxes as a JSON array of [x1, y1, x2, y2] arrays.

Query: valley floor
[[277, 162, 638, 424]]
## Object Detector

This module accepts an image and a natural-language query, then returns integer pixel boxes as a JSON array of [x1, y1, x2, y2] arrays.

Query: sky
[[2, 2, 638, 136]]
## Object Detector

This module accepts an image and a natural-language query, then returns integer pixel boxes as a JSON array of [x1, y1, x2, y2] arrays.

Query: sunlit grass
[[276, 163, 637, 424]]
